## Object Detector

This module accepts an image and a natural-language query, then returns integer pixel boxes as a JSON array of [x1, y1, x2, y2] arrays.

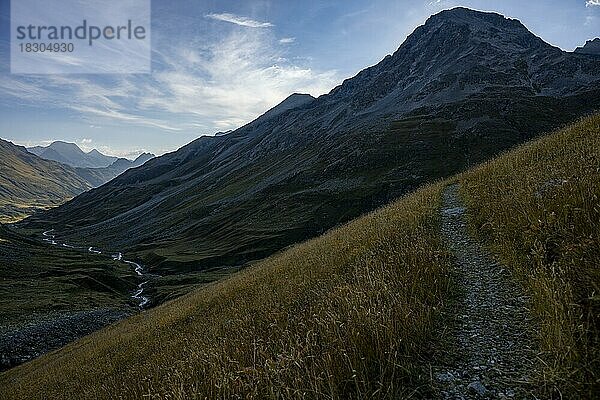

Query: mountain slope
[[0, 139, 155, 222], [24, 8, 600, 276], [3, 114, 598, 399], [131, 152, 154, 167], [0, 139, 95, 222]]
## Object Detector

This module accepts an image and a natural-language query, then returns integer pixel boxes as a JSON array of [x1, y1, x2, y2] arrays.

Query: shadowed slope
[[23, 8, 600, 281]]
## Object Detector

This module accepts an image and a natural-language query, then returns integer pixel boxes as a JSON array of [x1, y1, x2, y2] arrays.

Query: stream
[[42, 230, 150, 308]]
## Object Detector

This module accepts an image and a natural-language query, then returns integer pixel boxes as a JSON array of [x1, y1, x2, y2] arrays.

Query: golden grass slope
[[460, 113, 600, 396], [1, 113, 599, 399], [0, 183, 452, 399]]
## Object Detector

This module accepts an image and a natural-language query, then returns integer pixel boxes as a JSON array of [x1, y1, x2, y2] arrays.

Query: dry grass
[[2, 115, 599, 399], [0, 183, 452, 399], [459, 114, 600, 397]]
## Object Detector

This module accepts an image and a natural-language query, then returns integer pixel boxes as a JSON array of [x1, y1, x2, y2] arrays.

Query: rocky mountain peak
[[575, 38, 600, 55]]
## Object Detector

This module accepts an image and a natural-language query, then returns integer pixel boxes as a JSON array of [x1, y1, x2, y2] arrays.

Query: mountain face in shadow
[[575, 38, 600, 56], [24, 8, 600, 274]]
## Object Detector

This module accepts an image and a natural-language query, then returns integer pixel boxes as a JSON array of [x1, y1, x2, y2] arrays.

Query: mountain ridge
[[28, 141, 118, 168], [575, 38, 600, 56], [27, 141, 156, 170], [23, 8, 600, 280]]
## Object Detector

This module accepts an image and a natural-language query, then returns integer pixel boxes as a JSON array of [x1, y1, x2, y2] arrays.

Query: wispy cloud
[[205, 13, 274, 28], [0, 29, 339, 135], [586, 0, 600, 6], [585, 15, 597, 26], [279, 37, 296, 44], [139, 30, 338, 131]]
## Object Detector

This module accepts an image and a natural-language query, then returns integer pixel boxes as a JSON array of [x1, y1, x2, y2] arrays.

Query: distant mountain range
[[0, 140, 155, 222], [22, 8, 600, 277], [28, 141, 154, 170], [0, 139, 95, 222]]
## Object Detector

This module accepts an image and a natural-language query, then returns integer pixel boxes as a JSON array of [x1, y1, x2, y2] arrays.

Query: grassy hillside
[[0, 183, 452, 399], [0, 139, 133, 223], [1, 114, 598, 398], [460, 114, 600, 396], [0, 139, 94, 223]]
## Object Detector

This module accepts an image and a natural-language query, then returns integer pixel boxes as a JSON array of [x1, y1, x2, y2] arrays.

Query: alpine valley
[[1, 7, 599, 399], [23, 8, 599, 278]]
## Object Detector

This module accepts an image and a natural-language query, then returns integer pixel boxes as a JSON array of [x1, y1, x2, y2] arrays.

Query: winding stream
[[42, 230, 150, 308]]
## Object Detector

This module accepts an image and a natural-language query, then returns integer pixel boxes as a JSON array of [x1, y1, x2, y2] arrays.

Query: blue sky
[[0, 0, 598, 158]]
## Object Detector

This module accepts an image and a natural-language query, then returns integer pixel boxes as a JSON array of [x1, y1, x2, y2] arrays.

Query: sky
[[0, 0, 598, 158]]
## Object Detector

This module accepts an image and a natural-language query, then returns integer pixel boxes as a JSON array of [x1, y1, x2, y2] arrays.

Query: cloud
[[279, 37, 296, 44], [0, 26, 339, 136], [205, 13, 274, 28], [137, 30, 339, 131], [585, 15, 597, 26], [586, 0, 600, 6]]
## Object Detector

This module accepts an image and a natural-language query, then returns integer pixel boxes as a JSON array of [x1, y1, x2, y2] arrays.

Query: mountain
[[24, 8, 600, 278], [70, 153, 155, 187], [575, 38, 600, 56], [3, 114, 598, 398], [132, 152, 154, 168], [86, 149, 118, 168], [28, 141, 155, 184], [0, 139, 155, 222], [28, 141, 118, 168], [0, 139, 95, 222], [254, 93, 315, 124]]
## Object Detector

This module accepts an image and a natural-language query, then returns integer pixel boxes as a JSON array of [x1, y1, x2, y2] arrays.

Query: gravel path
[[434, 184, 539, 399]]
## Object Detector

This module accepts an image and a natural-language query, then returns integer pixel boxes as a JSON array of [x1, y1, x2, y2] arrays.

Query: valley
[[0, 225, 137, 370], [0, 6, 598, 399], [1, 114, 598, 398], [0, 139, 154, 223]]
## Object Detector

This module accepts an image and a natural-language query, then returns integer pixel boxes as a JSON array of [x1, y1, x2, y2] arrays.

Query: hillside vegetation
[[460, 114, 600, 396], [0, 139, 93, 223], [1, 114, 599, 398]]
